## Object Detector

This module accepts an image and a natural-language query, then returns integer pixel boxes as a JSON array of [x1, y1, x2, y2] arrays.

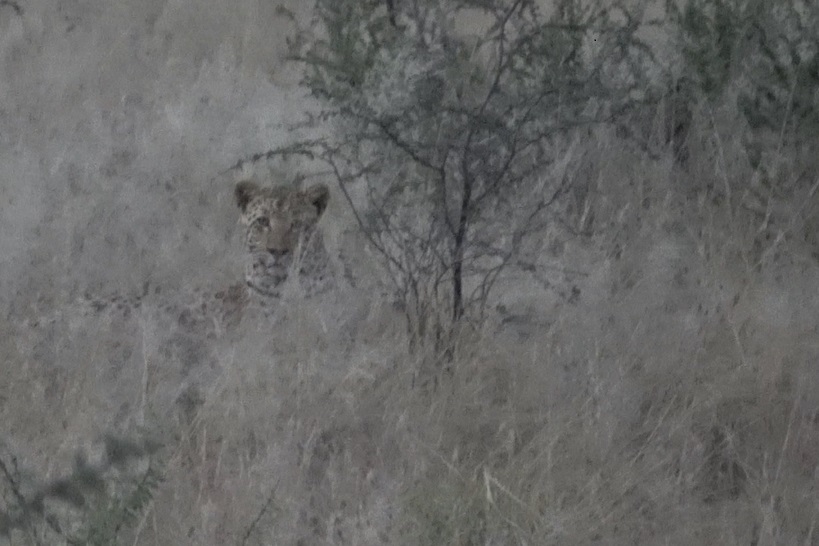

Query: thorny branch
[[240, 0, 653, 349]]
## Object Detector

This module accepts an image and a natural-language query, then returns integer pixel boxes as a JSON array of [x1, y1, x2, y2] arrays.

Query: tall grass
[[2, 1, 818, 544]]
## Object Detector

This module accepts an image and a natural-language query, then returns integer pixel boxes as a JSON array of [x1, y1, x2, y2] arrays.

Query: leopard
[[8, 179, 368, 535], [11, 177, 343, 450], [20, 179, 337, 363], [234, 179, 333, 300]]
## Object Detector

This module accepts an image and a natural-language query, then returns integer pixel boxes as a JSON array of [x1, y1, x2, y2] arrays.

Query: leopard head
[[235, 180, 330, 297]]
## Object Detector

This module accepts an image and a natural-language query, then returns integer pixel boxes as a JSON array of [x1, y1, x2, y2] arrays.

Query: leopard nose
[[268, 248, 290, 258]]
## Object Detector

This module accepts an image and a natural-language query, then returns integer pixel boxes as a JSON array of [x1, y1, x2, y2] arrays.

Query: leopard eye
[[254, 217, 270, 228]]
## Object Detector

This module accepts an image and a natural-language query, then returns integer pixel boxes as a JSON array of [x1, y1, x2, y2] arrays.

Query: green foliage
[[400, 469, 552, 545], [401, 478, 490, 545], [738, 3, 819, 138], [671, 0, 819, 139], [0, 436, 162, 545], [67, 462, 163, 546], [673, 0, 743, 98], [295, 0, 396, 102]]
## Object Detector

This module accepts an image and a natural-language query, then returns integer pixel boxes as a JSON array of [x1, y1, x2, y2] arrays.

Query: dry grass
[[5, 119, 818, 544], [2, 1, 819, 544]]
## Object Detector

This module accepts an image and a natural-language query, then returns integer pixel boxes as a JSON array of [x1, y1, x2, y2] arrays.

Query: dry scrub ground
[[2, 1, 819, 545]]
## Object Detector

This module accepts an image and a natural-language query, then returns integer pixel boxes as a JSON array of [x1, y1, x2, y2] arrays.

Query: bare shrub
[[242, 0, 658, 353]]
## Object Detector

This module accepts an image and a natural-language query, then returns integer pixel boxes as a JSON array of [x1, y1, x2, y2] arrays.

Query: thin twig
[[240, 483, 279, 546]]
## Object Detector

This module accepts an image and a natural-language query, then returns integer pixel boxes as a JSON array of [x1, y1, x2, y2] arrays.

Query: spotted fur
[[234, 180, 333, 298]]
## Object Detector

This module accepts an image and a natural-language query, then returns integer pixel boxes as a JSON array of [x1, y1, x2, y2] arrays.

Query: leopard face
[[234, 180, 331, 298]]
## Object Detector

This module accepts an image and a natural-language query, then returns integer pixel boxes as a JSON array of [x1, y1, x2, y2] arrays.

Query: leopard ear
[[234, 180, 260, 212], [303, 183, 330, 217]]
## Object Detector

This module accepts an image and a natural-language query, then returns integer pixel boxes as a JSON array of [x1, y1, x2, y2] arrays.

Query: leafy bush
[[671, 0, 819, 143], [0, 436, 162, 546]]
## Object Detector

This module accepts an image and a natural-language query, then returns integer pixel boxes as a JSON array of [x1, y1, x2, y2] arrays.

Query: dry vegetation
[[2, 0, 819, 545]]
